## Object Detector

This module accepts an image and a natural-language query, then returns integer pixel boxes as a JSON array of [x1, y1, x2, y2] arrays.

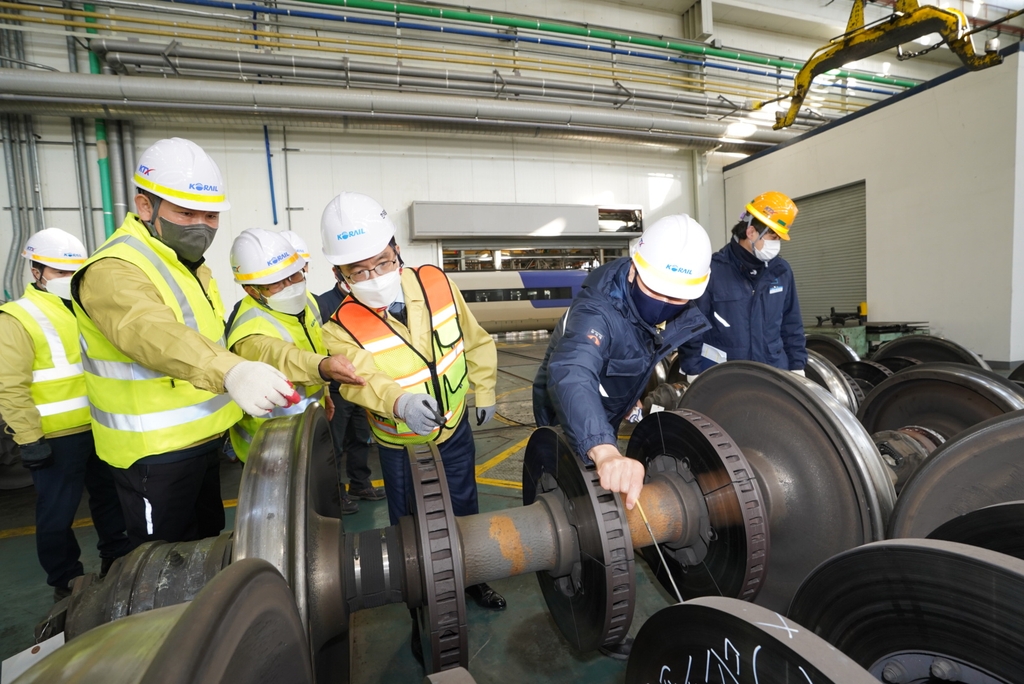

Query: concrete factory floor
[[0, 334, 674, 684]]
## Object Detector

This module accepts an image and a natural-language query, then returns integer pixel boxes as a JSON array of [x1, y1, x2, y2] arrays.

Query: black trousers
[[329, 392, 373, 492], [31, 430, 131, 588], [111, 438, 225, 550]]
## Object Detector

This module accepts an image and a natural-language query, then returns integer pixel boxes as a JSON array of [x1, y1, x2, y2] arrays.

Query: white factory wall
[[723, 51, 1022, 364], [0, 123, 696, 305]]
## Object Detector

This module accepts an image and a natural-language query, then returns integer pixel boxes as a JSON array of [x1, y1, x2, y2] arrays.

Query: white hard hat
[[133, 137, 231, 212], [631, 214, 712, 300], [320, 192, 396, 266], [22, 228, 87, 271], [279, 230, 311, 260], [230, 228, 305, 285]]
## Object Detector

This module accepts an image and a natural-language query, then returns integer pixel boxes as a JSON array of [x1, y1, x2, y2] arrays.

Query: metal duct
[[105, 118, 127, 227], [122, 119, 135, 194], [1, 115, 24, 300], [0, 69, 795, 151]]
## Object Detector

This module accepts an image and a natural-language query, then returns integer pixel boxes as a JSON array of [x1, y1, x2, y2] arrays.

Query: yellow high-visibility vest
[[226, 294, 327, 462], [0, 285, 91, 436], [331, 265, 468, 446], [72, 215, 242, 467]]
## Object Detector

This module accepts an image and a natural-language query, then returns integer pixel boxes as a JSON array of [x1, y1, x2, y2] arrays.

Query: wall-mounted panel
[[410, 202, 599, 239]]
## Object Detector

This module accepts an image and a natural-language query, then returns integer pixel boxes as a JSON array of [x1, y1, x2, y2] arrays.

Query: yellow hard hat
[[745, 191, 797, 240]]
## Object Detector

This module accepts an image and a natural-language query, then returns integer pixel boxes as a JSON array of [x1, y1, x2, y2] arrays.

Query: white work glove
[[791, 369, 806, 377], [476, 405, 496, 426], [686, 374, 699, 384], [224, 361, 300, 417], [395, 393, 446, 436]]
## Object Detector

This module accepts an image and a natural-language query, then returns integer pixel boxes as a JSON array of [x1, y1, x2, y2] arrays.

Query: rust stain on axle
[[489, 514, 528, 575], [625, 480, 685, 548]]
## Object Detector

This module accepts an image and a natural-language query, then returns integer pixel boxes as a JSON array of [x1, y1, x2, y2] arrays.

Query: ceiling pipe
[[285, 0, 918, 88], [153, 0, 912, 96], [93, 39, 835, 126], [0, 68, 797, 149]]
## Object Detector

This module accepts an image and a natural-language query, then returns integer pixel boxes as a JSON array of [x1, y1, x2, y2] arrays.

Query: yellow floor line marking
[[476, 477, 523, 490], [475, 435, 532, 476]]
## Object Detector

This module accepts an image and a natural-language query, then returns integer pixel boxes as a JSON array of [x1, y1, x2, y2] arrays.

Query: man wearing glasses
[[320, 192, 506, 613], [225, 228, 365, 464]]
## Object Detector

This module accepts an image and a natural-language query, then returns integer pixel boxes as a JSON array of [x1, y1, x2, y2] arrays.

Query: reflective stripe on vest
[[74, 215, 242, 466], [226, 295, 328, 463], [331, 265, 468, 446], [0, 287, 91, 435]]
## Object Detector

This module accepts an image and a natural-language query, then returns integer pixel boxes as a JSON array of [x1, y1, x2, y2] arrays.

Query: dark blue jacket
[[679, 241, 806, 375], [533, 258, 710, 460]]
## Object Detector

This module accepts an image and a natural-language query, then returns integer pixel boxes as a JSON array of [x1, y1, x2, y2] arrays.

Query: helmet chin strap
[[142, 195, 163, 237]]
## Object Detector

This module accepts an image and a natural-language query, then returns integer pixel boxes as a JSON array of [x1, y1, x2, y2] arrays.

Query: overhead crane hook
[[768, 0, 1005, 130]]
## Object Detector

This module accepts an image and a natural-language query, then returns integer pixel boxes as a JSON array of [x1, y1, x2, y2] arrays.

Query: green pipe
[[84, 2, 115, 236], [295, 0, 919, 89]]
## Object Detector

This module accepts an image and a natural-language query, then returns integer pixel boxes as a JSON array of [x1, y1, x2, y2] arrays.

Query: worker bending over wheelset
[[678, 191, 807, 379], [319, 192, 506, 612], [532, 215, 714, 657], [0, 229, 131, 601], [70, 137, 338, 549], [225, 228, 365, 465]]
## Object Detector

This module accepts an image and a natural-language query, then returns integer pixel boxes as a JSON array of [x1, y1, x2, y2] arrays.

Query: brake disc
[[625, 597, 877, 684], [839, 359, 893, 393], [929, 501, 1024, 560], [522, 427, 635, 652], [888, 410, 1024, 539], [805, 350, 861, 412], [789, 539, 1024, 684], [805, 334, 860, 366], [625, 409, 768, 603], [873, 334, 991, 369], [872, 355, 920, 374], [858, 363, 1024, 440], [678, 361, 894, 612]]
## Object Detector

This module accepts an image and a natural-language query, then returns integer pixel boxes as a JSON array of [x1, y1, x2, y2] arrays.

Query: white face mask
[[43, 276, 74, 301], [265, 282, 308, 316], [754, 238, 781, 263], [349, 269, 402, 310]]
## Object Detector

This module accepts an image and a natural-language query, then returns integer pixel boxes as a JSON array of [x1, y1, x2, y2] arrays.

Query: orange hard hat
[[746, 191, 797, 240]]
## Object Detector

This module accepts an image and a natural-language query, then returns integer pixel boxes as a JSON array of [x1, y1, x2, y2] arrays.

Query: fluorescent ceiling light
[[972, 0, 984, 16], [725, 122, 757, 139]]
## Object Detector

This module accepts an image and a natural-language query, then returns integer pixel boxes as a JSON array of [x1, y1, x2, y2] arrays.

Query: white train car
[[449, 270, 588, 334]]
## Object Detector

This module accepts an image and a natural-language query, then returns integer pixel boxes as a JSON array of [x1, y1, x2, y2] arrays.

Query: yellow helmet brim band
[[234, 252, 301, 282], [134, 173, 227, 205], [23, 252, 86, 265], [633, 251, 710, 287]]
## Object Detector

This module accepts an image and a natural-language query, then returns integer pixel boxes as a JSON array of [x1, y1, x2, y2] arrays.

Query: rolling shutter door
[[783, 182, 867, 326]]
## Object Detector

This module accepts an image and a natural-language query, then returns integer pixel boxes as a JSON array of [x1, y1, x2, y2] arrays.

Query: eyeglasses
[[344, 258, 399, 283], [257, 270, 305, 295]]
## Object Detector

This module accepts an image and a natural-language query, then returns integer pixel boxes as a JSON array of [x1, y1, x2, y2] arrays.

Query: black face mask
[[146, 216, 217, 263], [630, 277, 688, 326]]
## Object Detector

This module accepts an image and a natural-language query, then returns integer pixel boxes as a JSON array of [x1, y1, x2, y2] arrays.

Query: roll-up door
[[783, 182, 867, 326]]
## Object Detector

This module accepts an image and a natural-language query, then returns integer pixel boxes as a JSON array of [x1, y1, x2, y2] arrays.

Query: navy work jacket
[[679, 241, 807, 375], [533, 258, 710, 461]]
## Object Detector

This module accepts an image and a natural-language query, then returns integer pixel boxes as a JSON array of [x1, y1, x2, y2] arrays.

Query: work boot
[[598, 636, 634, 661], [348, 485, 385, 501], [52, 578, 78, 603], [341, 494, 359, 515], [465, 583, 506, 610]]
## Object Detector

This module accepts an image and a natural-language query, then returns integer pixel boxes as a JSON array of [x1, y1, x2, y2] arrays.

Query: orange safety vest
[[331, 265, 468, 445]]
